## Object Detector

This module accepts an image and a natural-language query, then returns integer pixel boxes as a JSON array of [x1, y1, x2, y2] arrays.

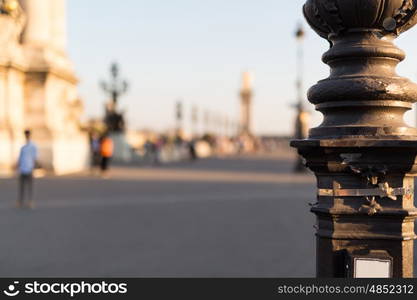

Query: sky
[[67, 0, 417, 136]]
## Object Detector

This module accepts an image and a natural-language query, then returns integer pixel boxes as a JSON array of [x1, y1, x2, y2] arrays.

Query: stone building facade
[[0, 0, 89, 175]]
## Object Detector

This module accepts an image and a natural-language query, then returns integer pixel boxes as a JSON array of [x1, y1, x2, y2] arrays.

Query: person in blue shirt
[[17, 129, 38, 208]]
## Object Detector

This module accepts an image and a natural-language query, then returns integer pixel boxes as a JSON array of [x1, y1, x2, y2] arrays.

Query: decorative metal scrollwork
[[317, 153, 413, 215]]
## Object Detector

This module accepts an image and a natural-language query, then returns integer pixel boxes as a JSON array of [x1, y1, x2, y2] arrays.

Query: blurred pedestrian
[[144, 140, 153, 164], [17, 129, 38, 209], [188, 140, 197, 161], [100, 133, 114, 178], [90, 132, 101, 174], [154, 137, 165, 165]]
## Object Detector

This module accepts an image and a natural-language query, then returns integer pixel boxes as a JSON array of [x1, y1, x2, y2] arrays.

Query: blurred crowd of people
[[129, 133, 289, 166], [13, 128, 290, 209]]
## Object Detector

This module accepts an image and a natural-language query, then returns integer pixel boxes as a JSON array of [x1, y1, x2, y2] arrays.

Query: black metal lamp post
[[291, 0, 417, 278], [294, 23, 310, 172], [100, 63, 129, 109], [175, 100, 183, 137], [100, 62, 129, 133]]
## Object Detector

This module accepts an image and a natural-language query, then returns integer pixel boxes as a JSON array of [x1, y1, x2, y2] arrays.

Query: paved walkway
[[0, 155, 319, 277]]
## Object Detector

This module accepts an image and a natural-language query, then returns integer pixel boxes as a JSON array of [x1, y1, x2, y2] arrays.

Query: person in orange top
[[100, 133, 114, 177]]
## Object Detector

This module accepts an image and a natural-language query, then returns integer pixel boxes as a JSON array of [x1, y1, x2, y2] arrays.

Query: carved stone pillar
[[291, 0, 417, 278]]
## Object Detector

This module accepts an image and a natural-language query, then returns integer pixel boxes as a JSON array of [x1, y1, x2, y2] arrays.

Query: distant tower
[[239, 72, 253, 136]]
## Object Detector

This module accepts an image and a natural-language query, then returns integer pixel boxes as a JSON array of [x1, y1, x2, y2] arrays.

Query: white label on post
[[354, 258, 391, 278]]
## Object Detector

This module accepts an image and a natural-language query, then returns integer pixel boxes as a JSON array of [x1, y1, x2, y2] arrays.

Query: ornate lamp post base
[[292, 0, 417, 278], [292, 139, 417, 277]]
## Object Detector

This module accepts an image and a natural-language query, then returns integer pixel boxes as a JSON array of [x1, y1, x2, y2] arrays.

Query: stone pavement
[[0, 154, 408, 277]]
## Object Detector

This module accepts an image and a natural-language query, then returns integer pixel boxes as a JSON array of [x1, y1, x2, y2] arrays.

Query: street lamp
[[175, 100, 183, 137], [191, 105, 198, 138], [100, 62, 129, 133], [293, 23, 310, 172], [291, 0, 417, 278], [100, 62, 129, 108]]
